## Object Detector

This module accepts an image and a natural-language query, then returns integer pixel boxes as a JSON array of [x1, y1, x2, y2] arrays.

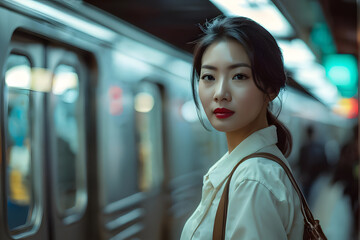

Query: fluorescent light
[[278, 39, 316, 68], [293, 63, 340, 106], [311, 83, 340, 106], [293, 63, 326, 88], [10, 0, 117, 42], [210, 0, 294, 37]]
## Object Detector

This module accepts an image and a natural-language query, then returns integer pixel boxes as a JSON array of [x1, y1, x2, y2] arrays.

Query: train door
[[134, 81, 165, 239], [46, 45, 90, 240], [1, 34, 49, 240], [100, 80, 165, 240], [100, 82, 142, 240], [1, 32, 91, 240]]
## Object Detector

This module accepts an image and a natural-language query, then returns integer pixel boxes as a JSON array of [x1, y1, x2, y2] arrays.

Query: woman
[[181, 16, 304, 239]]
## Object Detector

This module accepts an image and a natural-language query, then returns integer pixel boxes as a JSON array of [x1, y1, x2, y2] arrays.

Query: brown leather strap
[[213, 152, 318, 240], [213, 153, 264, 240]]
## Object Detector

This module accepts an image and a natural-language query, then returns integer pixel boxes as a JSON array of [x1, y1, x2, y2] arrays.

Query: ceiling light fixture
[[210, 0, 294, 38]]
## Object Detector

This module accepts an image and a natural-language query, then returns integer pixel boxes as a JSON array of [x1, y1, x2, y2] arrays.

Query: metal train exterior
[[0, 1, 352, 240]]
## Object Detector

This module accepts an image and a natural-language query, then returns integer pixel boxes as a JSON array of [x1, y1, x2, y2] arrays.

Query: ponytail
[[266, 110, 292, 157]]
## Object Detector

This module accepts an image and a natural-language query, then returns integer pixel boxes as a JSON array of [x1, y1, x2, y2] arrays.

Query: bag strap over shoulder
[[213, 152, 326, 240], [213, 153, 259, 240]]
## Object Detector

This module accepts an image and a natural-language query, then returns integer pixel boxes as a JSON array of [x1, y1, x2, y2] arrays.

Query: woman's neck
[[226, 122, 269, 153]]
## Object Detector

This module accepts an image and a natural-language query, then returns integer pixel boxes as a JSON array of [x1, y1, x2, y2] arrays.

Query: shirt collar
[[207, 125, 278, 188]]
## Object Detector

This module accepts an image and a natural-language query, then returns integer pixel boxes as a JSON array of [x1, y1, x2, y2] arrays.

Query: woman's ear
[[267, 89, 279, 102], [269, 92, 277, 101]]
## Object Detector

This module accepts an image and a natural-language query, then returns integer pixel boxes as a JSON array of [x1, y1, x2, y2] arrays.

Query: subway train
[[0, 1, 354, 240]]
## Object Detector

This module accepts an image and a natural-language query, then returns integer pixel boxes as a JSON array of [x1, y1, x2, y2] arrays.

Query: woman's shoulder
[[230, 152, 295, 202]]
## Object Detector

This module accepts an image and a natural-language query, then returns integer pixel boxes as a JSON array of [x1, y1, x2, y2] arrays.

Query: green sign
[[324, 54, 358, 98]]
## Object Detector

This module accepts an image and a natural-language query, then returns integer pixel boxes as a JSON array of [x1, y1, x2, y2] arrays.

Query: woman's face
[[198, 38, 269, 134]]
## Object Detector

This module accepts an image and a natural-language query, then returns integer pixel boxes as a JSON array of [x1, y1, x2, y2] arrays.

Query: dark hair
[[191, 16, 292, 157]]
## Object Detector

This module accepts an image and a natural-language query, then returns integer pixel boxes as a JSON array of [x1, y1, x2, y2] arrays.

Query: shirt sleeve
[[225, 179, 288, 240]]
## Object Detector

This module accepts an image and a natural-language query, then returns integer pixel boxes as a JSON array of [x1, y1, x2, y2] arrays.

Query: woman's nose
[[213, 79, 231, 102]]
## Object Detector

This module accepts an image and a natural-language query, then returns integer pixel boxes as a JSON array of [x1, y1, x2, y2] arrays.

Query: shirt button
[[194, 231, 200, 238]]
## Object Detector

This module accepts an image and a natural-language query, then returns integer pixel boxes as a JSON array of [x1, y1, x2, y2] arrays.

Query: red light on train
[[108, 86, 123, 115]]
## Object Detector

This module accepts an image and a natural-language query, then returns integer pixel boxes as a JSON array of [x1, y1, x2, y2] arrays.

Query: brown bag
[[213, 152, 327, 240]]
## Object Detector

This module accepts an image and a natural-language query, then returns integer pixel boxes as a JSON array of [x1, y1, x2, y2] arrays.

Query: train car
[[0, 1, 354, 240]]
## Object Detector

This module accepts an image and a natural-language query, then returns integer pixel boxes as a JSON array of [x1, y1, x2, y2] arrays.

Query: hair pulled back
[[191, 16, 292, 157]]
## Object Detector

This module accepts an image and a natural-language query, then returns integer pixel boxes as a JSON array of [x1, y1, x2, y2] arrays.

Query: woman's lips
[[213, 108, 234, 119]]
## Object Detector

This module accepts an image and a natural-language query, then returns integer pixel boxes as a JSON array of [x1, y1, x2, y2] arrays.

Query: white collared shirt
[[180, 126, 304, 240]]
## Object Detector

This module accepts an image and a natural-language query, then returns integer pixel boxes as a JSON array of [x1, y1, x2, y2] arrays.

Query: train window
[[52, 64, 86, 216], [4, 54, 35, 230], [135, 83, 164, 191]]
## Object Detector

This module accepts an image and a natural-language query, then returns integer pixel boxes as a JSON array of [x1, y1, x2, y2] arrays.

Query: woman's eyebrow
[[228, 63, 251, 69], [201, 63, 251, 70]]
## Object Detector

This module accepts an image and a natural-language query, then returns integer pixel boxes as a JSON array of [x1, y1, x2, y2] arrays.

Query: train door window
[[51, 64, 86, 215], [135, 82, 164, 191], [4, 54, 35, 231]]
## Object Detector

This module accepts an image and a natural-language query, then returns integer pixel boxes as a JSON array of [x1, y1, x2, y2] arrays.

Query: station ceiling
[[84, 0, 221, 53], [83, 0, 357, 59]]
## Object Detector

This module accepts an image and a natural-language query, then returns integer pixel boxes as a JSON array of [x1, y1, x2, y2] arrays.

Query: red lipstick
[[213, 108, 234, 119]]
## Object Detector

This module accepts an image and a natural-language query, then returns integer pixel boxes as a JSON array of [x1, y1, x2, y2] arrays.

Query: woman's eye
[[201, 74, 215, 81], [233, 74, 248, 80]]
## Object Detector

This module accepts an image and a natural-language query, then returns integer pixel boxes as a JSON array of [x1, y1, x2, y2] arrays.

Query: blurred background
[[0, 0, 358, 240]]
